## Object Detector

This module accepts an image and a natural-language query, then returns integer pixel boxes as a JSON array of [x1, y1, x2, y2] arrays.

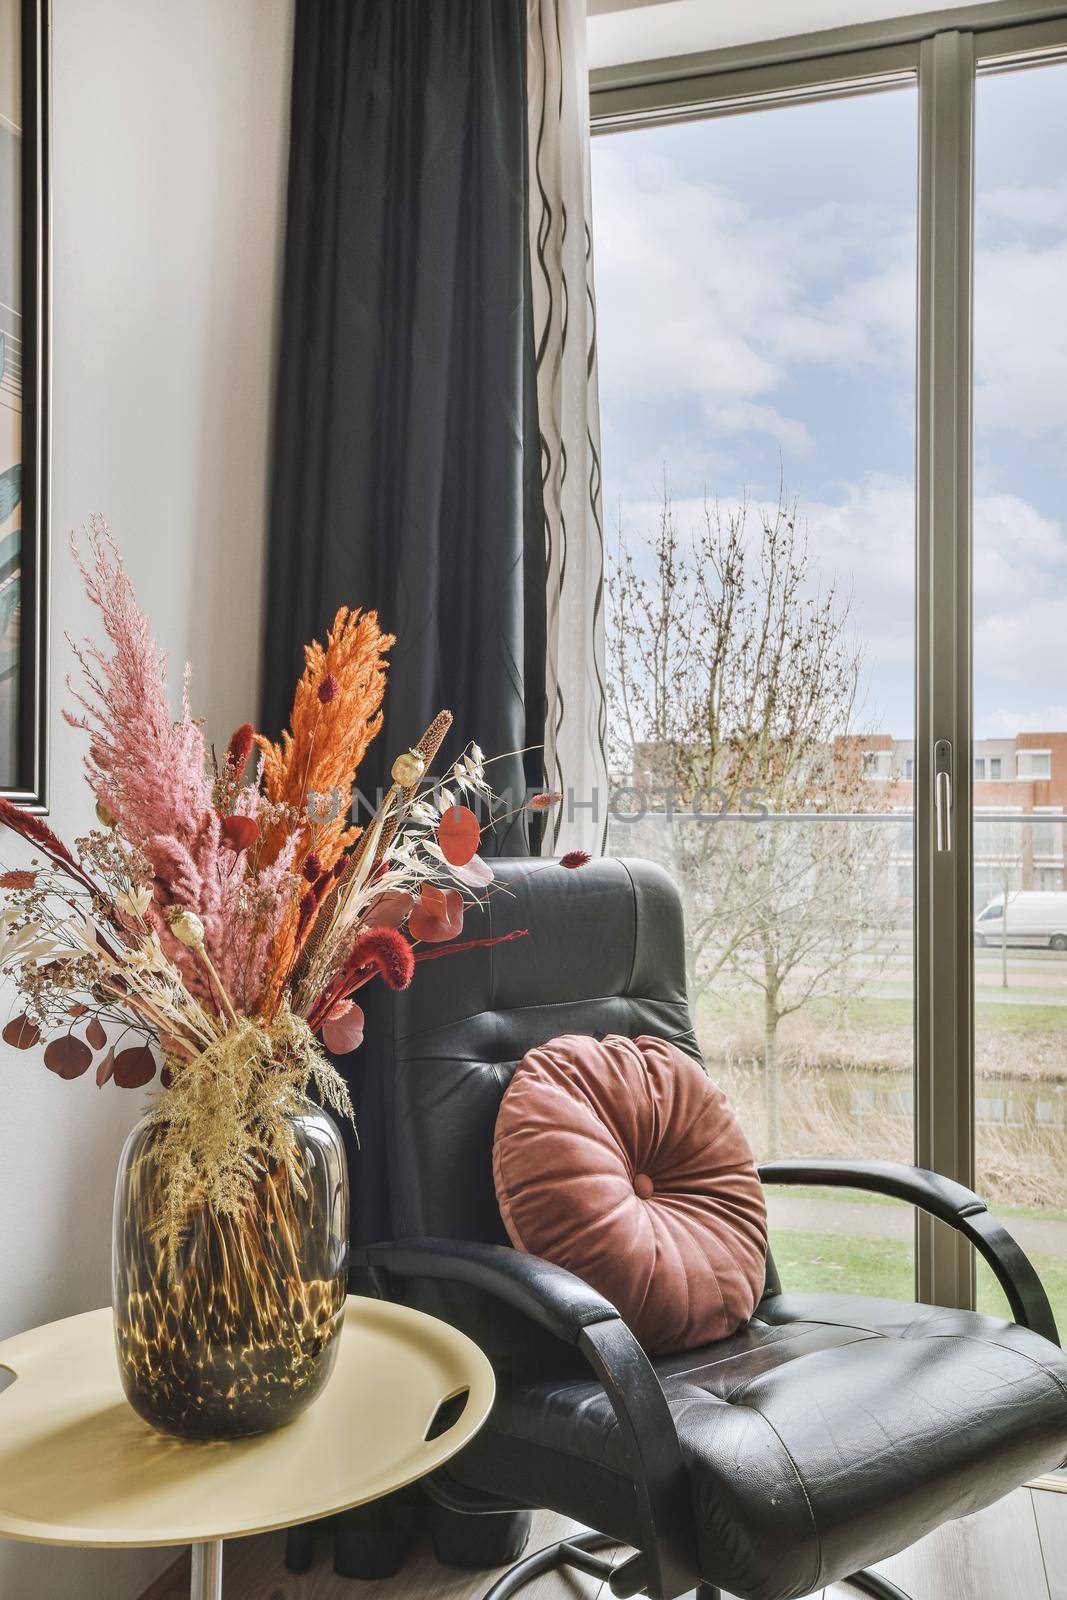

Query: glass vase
[[112, 1098, 348, 1440]]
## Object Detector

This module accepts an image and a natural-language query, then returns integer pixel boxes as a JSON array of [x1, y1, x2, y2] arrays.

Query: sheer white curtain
[[527, 0, 609, 854]]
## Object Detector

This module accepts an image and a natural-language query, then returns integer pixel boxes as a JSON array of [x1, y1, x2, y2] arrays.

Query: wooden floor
[[144, 1487, 1067, 1600]]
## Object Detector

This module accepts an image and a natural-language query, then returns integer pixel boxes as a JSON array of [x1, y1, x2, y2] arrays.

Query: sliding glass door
[[591, 6, 1067, 1314], [592, 83, 918, 1299], [972, 50, 1067, 1334]]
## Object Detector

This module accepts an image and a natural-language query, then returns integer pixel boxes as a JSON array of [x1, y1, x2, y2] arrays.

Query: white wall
[[0, 3, 293, 1595]]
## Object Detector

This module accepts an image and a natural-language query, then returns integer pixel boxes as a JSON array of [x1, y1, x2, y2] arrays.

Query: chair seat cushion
[[492, 1033, 767, 1353], [453, 1291, 1067, 1600]]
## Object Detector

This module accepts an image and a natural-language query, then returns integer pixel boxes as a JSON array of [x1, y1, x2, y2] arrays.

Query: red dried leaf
[[438, 805, 481, 867], [364, 889, 414, 929], [221, 814, 260, 853], [86, 1017, 107, 1051], [3, 1015, 40, 1049], [408, 885, 464, 944], [68, 1002, 89, 1017], [44, 1034, 93, 1079], [113, 1046, 156, 1089], [420, 884, 450, 916], [95, 1047, 116, 1088], [322, 1001, 365, 1055]]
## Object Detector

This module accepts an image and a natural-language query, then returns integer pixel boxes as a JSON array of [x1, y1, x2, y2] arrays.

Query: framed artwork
[[0, 0, 48, 807]]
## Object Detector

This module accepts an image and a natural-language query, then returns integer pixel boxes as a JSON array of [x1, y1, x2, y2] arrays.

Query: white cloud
[[594, 135, 1067, 738], [974, 236, 1067, 439], [593, 140, 1067, 461], [591, 144, 914, 455], [980, 178, 1067, 232], [974, 493, 1067, 594], [972, 494, 1067, 736], [706, 400, 814, 457], [980, 705, 1067, 737], [796, 477, 915, 672]]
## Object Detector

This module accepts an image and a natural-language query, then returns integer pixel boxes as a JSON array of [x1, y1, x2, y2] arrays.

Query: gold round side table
[[0, 1295, 495, 1600]]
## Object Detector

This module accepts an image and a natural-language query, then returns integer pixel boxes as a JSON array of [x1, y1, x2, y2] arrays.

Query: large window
[[591, 9, 1067, 1333], [973, 55, 1067, 1326], [593, 86, 917, 1299]]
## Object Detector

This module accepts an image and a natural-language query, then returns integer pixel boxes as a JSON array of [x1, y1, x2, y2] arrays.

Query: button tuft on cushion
[[492, 1033, 768, 1354]]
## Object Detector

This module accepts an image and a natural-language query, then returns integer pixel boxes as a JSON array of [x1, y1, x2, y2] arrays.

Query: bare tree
[[607, 484, 895, 1154]]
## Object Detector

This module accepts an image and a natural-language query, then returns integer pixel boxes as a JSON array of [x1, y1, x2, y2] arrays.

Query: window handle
[[935, 739, 953, 853]]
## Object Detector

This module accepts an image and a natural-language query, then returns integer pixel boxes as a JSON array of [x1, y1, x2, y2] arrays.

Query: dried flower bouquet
[[0, 516, 541, 1249]]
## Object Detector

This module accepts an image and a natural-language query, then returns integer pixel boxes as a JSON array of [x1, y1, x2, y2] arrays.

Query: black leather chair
[[346, 857, 1067, 1600]]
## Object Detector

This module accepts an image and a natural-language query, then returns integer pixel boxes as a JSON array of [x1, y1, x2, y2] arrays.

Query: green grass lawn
[[700, 987, 1067, 1048], [772, 1225, 1067, 1339], [694, 981, 1067, 1326], [772, 1225, 914, 1300], [774, 1183, 1067, 1224], [802, 994, 1067, 1039]]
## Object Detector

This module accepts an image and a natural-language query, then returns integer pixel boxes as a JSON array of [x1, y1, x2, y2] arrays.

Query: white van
[[974, 891, 1067, 950]]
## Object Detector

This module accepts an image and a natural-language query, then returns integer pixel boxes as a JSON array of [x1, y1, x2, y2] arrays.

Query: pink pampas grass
[[64, 518, 235, 989], [65, 518, 214, 853]]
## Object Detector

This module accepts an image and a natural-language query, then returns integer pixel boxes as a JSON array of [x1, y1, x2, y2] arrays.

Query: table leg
[[190, 1539, 223, 1600]]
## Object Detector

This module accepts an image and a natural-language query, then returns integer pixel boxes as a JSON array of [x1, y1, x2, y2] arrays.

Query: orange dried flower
[[257, 606, 394, 996], [257, 607, 394, 870], [0, 868, 37, 890]]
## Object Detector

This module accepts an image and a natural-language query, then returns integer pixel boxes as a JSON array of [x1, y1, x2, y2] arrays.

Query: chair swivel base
[[481, 1530, 618, 1600], [848, 1573, 912, 1600], [479, 1530, 912, 1600]]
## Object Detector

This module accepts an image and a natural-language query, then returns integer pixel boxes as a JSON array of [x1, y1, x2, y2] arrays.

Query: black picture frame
[[1, 0, 50, 809]]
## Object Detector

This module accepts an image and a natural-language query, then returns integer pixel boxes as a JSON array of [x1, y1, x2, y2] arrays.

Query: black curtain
[[265, 7, 544, 1567], [262, 0, 545, 851], [264, 0, 548, 1373]]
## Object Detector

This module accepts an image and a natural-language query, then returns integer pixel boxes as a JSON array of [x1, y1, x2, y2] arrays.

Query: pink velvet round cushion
[[492, 1034, 768, 1355]]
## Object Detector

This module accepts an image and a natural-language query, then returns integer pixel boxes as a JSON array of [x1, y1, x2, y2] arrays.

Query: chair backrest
[[346, 857, 701, 1254]]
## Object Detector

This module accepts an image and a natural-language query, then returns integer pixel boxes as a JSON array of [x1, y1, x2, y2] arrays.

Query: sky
[[591, 61, 1067, 744]]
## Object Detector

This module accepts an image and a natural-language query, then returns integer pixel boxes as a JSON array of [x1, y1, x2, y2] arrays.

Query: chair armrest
[[352, 1236, 697, 1598], [759, 1158, 1059, 1346], [353, 1236, 619, 1347]]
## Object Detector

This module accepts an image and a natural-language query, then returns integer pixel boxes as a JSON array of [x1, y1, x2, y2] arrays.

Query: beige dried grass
[[143, 1008, 353, 1269]]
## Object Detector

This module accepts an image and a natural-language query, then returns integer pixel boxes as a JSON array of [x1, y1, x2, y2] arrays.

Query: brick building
[[854, 732, 1067, 902]]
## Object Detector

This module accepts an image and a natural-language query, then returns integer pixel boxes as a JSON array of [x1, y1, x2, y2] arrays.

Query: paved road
[[870, 983, 1067, 1006], [711, 941, 1067, 1008], [768, 1191, 1067, 1257]]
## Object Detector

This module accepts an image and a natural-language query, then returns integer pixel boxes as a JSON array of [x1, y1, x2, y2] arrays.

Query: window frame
[[589, 0, 1067, 1318]]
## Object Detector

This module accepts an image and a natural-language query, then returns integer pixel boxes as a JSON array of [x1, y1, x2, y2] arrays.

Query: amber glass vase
[[112, 1099, 348, 1440]]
